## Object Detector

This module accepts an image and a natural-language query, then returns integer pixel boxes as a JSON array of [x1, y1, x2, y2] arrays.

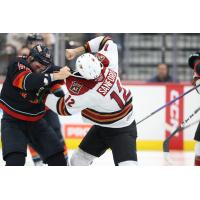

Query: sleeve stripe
[[56, 97, 70, 116], [99, 36, 111, 51], [12, 71, 31, 89], [50, 84, 62, 93], [84, 42, 91, 53], [23, 73, 32, 90]]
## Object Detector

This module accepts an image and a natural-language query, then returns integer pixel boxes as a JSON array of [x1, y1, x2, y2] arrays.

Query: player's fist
[[66, 49, 77, 60], [53, 66, 71, 81]]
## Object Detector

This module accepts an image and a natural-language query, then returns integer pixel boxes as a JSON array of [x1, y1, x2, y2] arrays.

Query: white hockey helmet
[[75, 53, 102, 80]]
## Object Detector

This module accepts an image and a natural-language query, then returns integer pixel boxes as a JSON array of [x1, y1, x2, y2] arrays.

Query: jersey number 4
[[110, 80, 131, 109]]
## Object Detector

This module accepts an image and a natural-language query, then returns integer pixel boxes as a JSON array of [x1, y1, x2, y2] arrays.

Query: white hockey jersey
[[46, 36, 135, 128]]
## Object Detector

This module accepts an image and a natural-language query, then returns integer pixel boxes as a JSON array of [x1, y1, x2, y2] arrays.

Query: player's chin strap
[[70, 70, 86, 79]]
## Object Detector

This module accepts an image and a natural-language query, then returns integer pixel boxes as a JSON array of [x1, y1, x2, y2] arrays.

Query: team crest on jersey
[[69, 81, 83, 94]]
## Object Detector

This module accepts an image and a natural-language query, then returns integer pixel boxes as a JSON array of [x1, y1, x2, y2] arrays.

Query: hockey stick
[[163, 106, 200, 152], [136, 83, 200, 126], [163, 120, 200, 165]]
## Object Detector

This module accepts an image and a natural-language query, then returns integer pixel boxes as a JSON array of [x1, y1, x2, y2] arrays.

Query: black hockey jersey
[[0, 57, 55, 121]]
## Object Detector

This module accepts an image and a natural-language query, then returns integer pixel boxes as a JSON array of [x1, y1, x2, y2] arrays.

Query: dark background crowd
[[0, 33, 198, 83]]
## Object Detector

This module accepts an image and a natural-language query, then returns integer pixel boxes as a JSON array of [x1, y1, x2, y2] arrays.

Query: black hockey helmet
[[26, 33, 44, 44], [30, 44, 52, 66], [188, 51, 200, 69]]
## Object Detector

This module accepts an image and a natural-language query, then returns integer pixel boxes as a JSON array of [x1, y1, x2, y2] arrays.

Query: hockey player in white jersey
[[46, 36, 138, 166]]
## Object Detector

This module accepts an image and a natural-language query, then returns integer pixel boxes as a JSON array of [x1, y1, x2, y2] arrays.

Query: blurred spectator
[[148, 63, 177, 82], [41, 33, 55, 49], [0, 44, 17, 75], [26, 33, 44, 48], [6, 33, 55, 56], [26, 33, 55, 48], [6, 33, 28, 51], [0, 33, 7, 51], [3, 44, 17, 57], [18, 45, 30, 56], [23, 33, 55, 55], [17, 33, 44, 57]]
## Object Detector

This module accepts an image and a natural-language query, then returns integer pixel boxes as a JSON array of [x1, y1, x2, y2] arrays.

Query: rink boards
[[0, 82, 199, 151]]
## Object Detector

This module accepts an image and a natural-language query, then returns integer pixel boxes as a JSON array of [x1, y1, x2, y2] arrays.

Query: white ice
[[0, 150, 195, 166]]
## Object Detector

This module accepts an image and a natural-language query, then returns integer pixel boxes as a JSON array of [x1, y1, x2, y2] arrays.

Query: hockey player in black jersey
[[188, 51, 200, 166], [0, 44, 71, 166], [23, 33, 69, 165]]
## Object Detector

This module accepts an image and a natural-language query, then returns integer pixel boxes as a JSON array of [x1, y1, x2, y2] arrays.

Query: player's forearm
[[51, 66, 71, 81], [22, 67, 70, 91], [74, 46, 86, 57], [21, 72, 66, 91], [84, 36, 111, 53], [66, 36, 111, 60], [17, 72, 52, 91]]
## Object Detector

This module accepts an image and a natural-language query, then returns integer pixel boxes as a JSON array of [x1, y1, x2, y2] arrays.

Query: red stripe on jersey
[[0, 103, 45, 122], [13, 71, 31, 89], [95, 53, 110, 67], [104, 43, 109, 51], [82, 101, 133, 123], [85, 42, 91, 53], [57, 97, 70, 116], [50, 83, 63, 93]]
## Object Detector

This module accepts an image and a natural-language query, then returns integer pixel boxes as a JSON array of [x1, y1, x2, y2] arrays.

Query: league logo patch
[[69, 81, 83, 94]]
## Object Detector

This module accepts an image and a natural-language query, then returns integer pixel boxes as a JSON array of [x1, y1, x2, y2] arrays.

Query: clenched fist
[[65, 49, 77, 60], [65, 46, 86, 60]]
